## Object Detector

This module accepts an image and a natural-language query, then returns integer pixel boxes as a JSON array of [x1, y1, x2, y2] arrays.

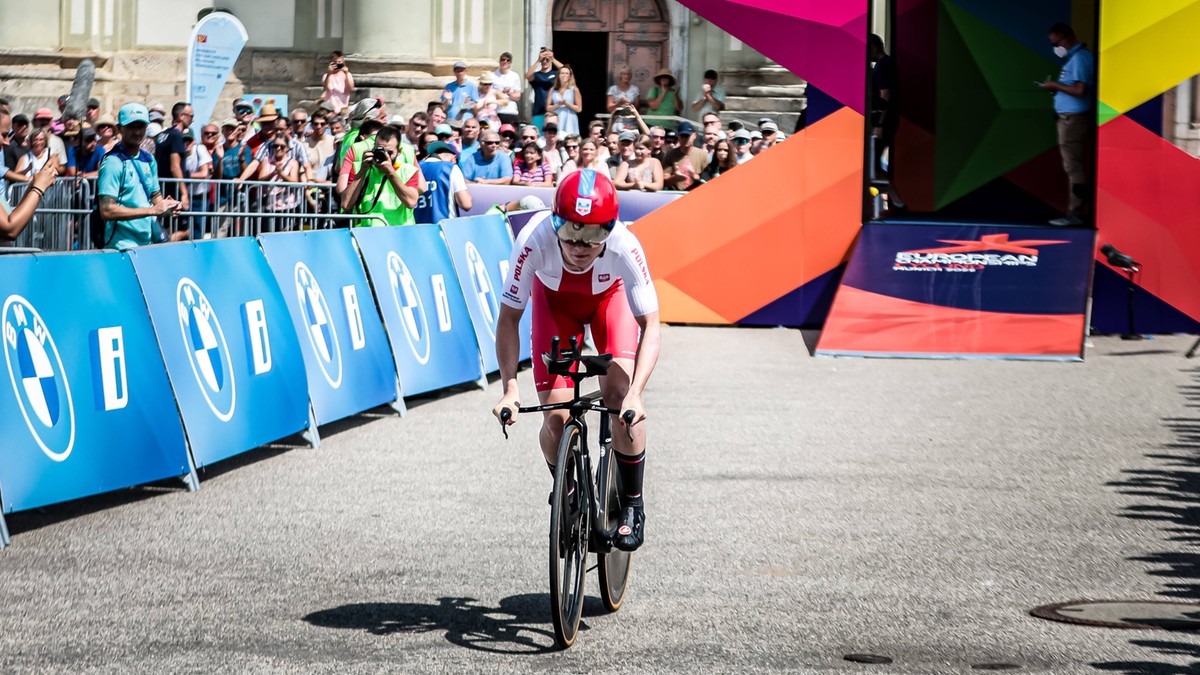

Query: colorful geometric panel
[[678, 0, 868, 111], [1088, 0, 1200, 333], [1095, 114, 1200, 327], [633, 0, 868, 327], [1098, 1, 1200, 117], [893, 0, 1078, 216], [631, 108, 863, 325]]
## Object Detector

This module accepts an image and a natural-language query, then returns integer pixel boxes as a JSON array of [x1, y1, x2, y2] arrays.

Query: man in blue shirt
[[442, 62, 479, 122], [1038, 23, 1094, 227], [459, 130, 513, 184], [97, 103, 183, 250]]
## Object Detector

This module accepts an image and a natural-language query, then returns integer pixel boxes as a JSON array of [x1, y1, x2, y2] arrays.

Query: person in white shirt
[[492, 51, 523, 127], [690, 69, 727, 119]]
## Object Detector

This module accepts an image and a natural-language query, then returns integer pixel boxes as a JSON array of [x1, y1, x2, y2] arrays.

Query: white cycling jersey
[[500, 211, 659, 316]]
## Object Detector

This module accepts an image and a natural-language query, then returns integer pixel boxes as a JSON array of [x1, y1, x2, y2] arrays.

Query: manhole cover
[[1031, 600, 1200, 631]]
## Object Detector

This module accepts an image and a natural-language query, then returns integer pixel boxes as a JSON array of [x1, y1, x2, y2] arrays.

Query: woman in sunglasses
[[257, 138, 300, 231], [493, 169, 661, 553]]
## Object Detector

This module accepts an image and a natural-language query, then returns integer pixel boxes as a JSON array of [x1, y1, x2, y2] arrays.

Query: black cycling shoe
[[613, 504, 645, 552]]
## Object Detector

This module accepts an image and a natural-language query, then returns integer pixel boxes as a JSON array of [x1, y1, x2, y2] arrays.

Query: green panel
[[933, 0, 1062, 209], [1097, 100, 1120, 126]]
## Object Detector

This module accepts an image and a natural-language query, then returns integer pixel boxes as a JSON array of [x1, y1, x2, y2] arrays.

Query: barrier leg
[[181, 441, 201, 492], [390, 377, 408, 417], [0, 512, 9, 549], [303, 404, 322, 449], [476, 356, 489, 390]]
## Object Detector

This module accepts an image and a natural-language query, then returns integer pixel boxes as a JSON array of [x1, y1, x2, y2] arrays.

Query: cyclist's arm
[[495, 304, 524, 403], [628, 311, 661, 401]]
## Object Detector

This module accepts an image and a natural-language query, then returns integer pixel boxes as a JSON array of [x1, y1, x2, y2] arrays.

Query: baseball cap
[[732, 128, 752, 141], [33, 108, 54, 120], [757, 117, 773, 127], [87, 97, 100, 109], [453, 61, 467, 70], [435, 123, 452, 136], [82, 128, 97, 141], [499, 123, 516, 135], [676, 121, 695, 135], [235, 100, 254, 111], [426, 141, 458, 156], [749, 130, 763, 140], [182, 127, 195, 140], [543, 122, 558, 133], [776, 133, 788, 141], [728, 120, 744, 132], [117, 102, 150, 126], [664, 130, 678, 140], [761, 121, 780, 133], [12, 114, 28, 126], [618, 130, 638, 142], [220, 117, 239, 129], [388, 114, 406, 127]]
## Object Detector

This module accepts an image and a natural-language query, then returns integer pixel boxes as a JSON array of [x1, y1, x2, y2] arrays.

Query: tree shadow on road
[[303, 593, 609, 654], [1094, 368, 1200, 674]]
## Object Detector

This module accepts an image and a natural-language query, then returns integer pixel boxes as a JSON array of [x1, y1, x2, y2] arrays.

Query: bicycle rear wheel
[[549, 423, 589, 648], [597, 444, 633, 612]]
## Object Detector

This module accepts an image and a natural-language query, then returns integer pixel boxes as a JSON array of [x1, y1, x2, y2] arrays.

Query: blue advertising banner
[[465, 185, 680, 223], [817, 221, 1095, 359], [257, 230, 397, 424], [352, 225, 484, 396], [128, 240, 310, 467], [0, 252, 191, 514], [440, 214, 531, 372], [186, 13, 248, 130]]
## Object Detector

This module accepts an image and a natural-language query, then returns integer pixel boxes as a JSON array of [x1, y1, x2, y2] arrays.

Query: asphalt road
[[2, 328, 1198, 674]]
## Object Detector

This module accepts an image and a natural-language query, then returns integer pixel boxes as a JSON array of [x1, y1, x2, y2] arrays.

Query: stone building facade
[[0, 0, 805, 129]]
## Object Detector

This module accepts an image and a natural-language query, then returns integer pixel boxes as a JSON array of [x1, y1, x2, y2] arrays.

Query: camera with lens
[[369, 145, 390, 164]]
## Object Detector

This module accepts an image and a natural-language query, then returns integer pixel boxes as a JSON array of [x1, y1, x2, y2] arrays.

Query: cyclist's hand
[[493, 396, 520, 426], [620, 393, 646, 428]]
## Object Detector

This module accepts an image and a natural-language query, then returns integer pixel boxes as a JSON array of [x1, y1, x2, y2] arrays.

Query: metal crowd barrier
[[6, 177, 349, 251]]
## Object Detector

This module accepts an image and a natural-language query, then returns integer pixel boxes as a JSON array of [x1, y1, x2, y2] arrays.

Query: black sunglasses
[[482, 140, 500, 146]]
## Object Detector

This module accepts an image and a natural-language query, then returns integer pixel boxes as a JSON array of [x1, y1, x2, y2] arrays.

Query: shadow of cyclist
[[303, 593, 610, 654]]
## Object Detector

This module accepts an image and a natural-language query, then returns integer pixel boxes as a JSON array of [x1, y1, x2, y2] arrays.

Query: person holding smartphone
[[526, 47, 562, 131], [319, 51, 355, 117]]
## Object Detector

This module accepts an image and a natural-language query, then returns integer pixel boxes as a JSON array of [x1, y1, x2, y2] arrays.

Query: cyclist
[[493, 169, 660, 551]]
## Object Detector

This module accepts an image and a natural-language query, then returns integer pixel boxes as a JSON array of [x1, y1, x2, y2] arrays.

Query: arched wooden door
[[552, 0, 670, 127]]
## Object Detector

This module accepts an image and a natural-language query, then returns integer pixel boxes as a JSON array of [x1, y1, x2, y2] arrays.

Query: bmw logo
[[3, 295, 75, 462], [464, 242, 498, 340], [176, 278, 236, 422], [387, 252, 430, 365], [294, 262, 342, 389]]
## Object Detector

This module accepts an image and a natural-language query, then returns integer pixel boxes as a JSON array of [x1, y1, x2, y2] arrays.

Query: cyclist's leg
[[531, 279, 585, 467], [591, 285, 647, 550]]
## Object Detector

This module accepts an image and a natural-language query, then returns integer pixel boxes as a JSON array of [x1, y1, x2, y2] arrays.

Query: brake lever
[[499, 407, 512, 440], [622, 409, 636, 442]]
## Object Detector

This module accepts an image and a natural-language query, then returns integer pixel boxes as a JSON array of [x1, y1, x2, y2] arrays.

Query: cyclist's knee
[[541, 409, 570, 440]]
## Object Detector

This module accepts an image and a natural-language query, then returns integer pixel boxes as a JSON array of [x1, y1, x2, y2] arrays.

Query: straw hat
[[653, 68, 676, 87]]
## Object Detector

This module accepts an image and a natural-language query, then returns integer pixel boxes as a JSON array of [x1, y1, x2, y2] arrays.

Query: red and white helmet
[[552, 169, 619, 243]]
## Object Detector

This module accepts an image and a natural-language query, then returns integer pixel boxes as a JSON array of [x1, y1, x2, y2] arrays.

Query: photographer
[[97, 103, 186, 249], [340, 126, 425, 226]]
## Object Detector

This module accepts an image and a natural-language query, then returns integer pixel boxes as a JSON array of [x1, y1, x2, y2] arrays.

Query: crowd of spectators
[[0, 48, 793, 247]]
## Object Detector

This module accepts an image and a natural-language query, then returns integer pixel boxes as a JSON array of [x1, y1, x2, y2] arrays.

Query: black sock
[[615, 450, 645, 508]]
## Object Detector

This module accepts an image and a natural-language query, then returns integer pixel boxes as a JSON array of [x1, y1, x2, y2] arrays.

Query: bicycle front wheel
[[597, 444, 633, 612], [549, 423, 589, 648]]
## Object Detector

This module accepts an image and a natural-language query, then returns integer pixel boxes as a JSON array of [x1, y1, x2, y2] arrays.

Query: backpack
[[88, 146, 156, 249]]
